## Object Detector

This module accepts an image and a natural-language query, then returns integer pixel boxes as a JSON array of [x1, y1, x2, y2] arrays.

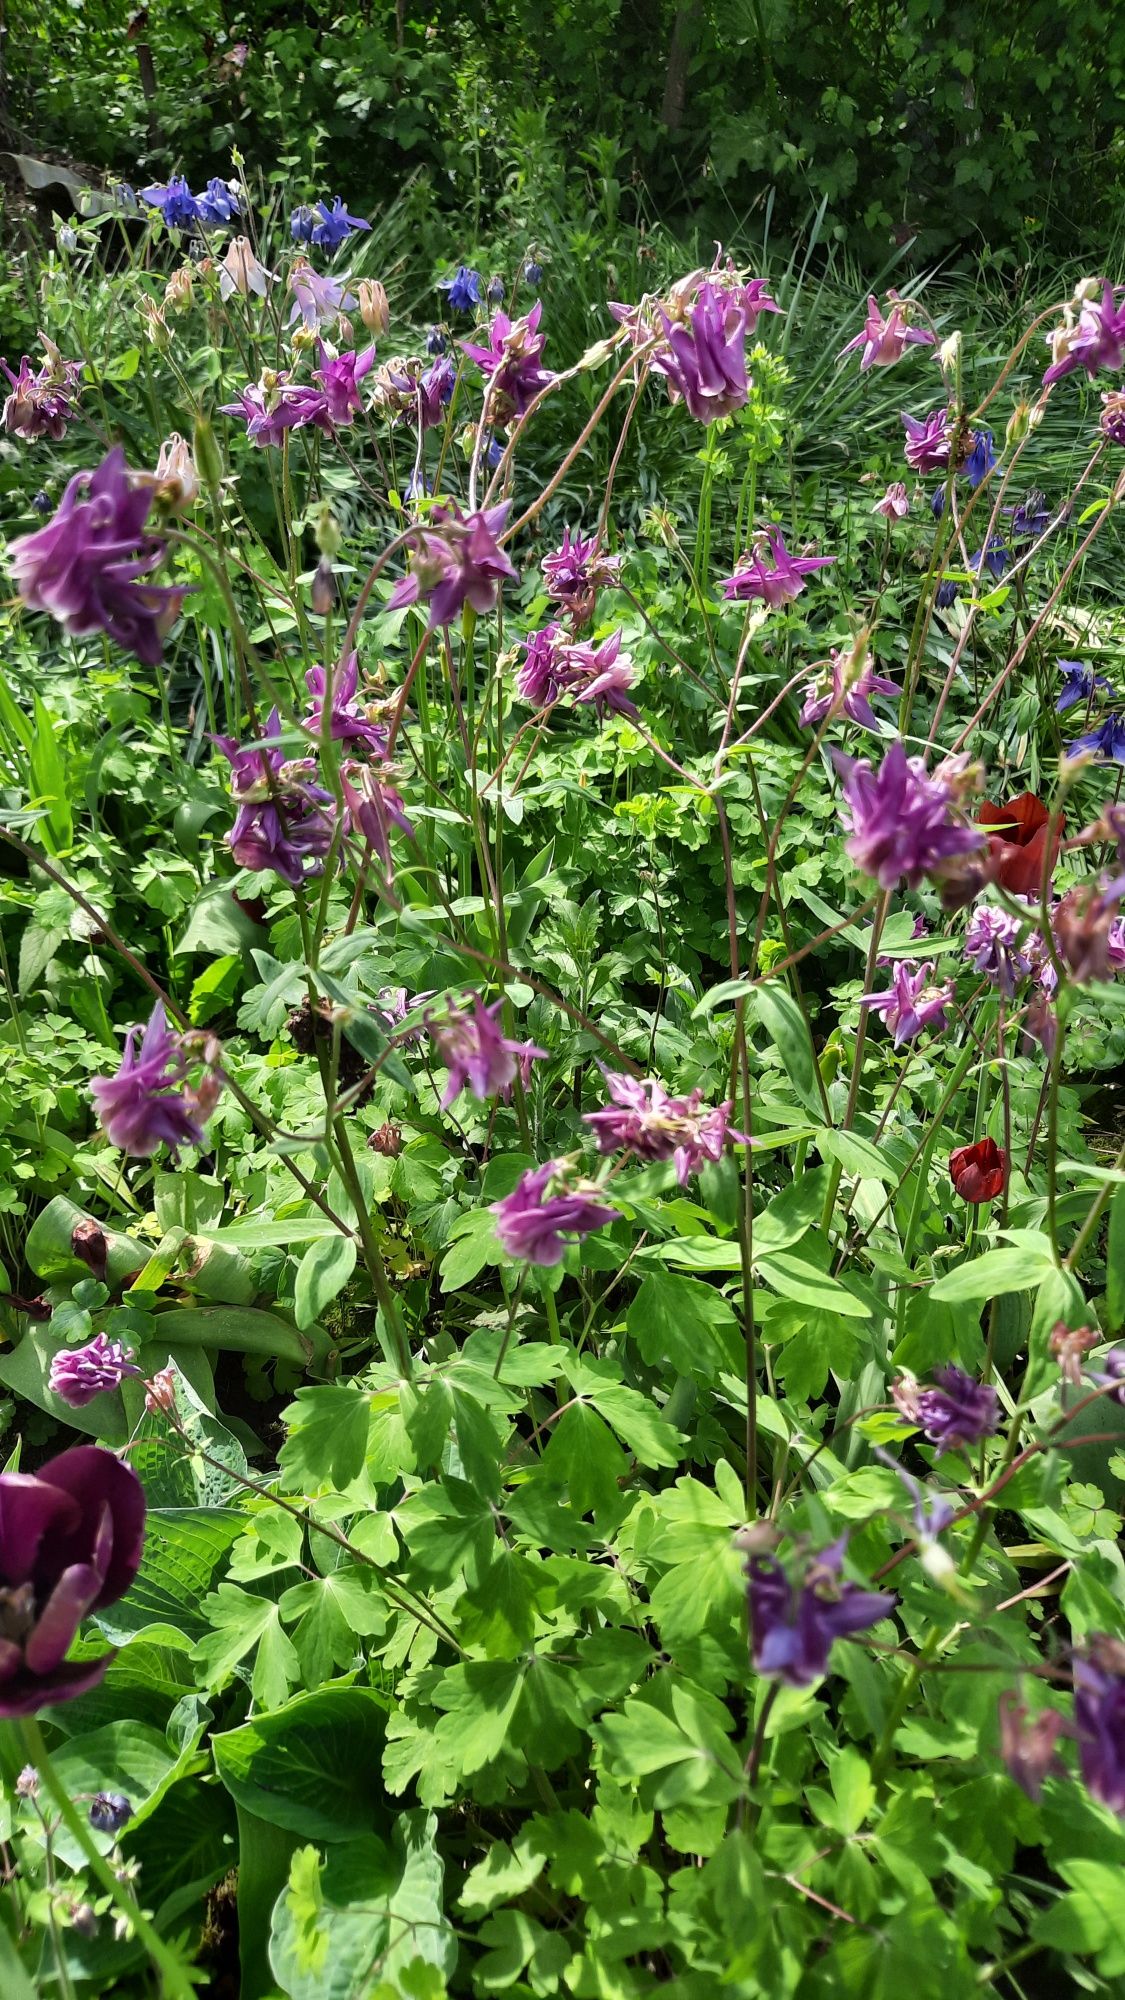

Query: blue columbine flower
[[1057, 659, 1114, 713], [931, 486, 946, 519], [1070, 714, 1125, 762], [969, 537, 1010, 579], [139, 176, 200, 228], [439, 265, 483, 313], [486, 275, 506, 306], [935, 579, 959, 607], [425, 326, 448, 356], [964, 428, 997, 488], [290, 205, 316, 244], [1009, 489, 1050, 539], [522, 259, 542, 289], [196, 177, 240, 225], [309, 197, 370, 250]]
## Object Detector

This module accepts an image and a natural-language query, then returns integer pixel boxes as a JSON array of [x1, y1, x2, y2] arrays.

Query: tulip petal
[[0, 1475, 79, 1586], [25, 1556, 103, 1674], [34, 1447, 146, 1607]]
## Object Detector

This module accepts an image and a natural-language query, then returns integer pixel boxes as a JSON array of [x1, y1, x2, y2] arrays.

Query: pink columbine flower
[[798, 649, 899, 732], [720, 527, 834, 609], [387, 501, 517, 629], [49, 1336, 143, 1407], [584, 1071, 742, 1183], [859, 960, 955, 1046], [541, 528, 622, 629], [840, 292, 935, 370], [425, 995, 545, 1109], [339, 760, 414, 873], [492, 1159, 621, 1266], [874, 482, 909, 520], [287, 262, 356, 330], [90, 1002, 221, 1156], [462, 301, 554, 418], [9, 447, 189, 667], [901, 407, 953, 471], [218, 237, 271, 301], [836, 741, 985, 892], [561, 629, 639, 719], [515, 623, 569, 706], [1044, 281, 1125, 386]]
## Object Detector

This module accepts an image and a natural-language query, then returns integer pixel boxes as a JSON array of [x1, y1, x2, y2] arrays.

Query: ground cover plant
[[1, 175, 1125, 1997]]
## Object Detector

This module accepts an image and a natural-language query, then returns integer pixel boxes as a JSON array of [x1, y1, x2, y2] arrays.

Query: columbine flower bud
[[219, 236, 270, 301], [193, 415, 224, 494], [140, 298, 170, 349], [314, 504, 342, 558], [358, 280, 390, 334], [368, 1120, 403, 1156], [152, 433, 200, 512], [15, 1766, 39, 1799], [70, 1904, 98, 1940], [71, 1219, 108, 1283], [164, 266, 195, 313], [58, 225, 78, 253], [337, 314, 354, 346], [144, 1364, 179, 1414], [311, 557, 336, 615], [1005, 401, 1032, 449], [938, 329, 962, 372]]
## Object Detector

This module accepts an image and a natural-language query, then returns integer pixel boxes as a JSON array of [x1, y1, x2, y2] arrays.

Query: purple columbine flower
[[560, 628, 639, 720], [840, 292, 935, 370], [2, 338, 84, 442], [214, 707, 336, 885], [462, 301, 554, 418], [1087, 1348, 1125, 1405], [859, 960, 955, 1047], [964, 904, 1033, 995], [721, 527, 834, 610], [1057, 659, 1113, 713], [288, 264, 356, 331], [998, 1692, 1068, 1802], [963, 429, 996, 488], [893, 1364, 1000, 1449], [516, 623, 568, 706], [798, 649, 899, 732], [416, 354, 456, 430], [387, 501, 517, 629], [1070, 714, 1125, 763], [492, 1160, 621, 1266], [90, 1001, 220, 1156], [9, 447, 188, 668], [1044, 281, 1125, 386], [49, 1336, 142, 1408], [339, 760, 414, 874], [0, 1445, 146, 1717], [306, 197, 370, 250], [303, 655, 387, 754], [439, 266, 483, 314], [1008, 490, 1050, 540], [1073, 1639, 1125, 1816], [139, 176, 200, 228], [425, 996, 544, 1108], [836, 741, 985, 892], [651, 278, 751, 425], [1100, 389, 1125, 444], [542, 528, 623, 626], [902, 407, 952, 472], [195, 177, 240, 226], [89, 1791, 133, 1834], [583, 1071, 741, 1184], [746, 1539, 896, 1688], [219, 374, 328, 447], [312, 342, 376, 426]]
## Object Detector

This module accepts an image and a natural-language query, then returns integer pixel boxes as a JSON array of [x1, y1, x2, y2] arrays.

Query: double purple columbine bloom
[[650, 278, 751, 425], [893, 1364, 1000, 1448], [836, 741, 985, 892], [49, 1336, 142, 1408], [387, 502, 517, 629], [221, 347, 374, 446], [541, 528, 622, 628], [514, 626, 638, 719], [492, 1160, 621, 1266], [721, 528, 834, 610], [426, 996, 545, 1109], [214, 707, 335, 885], [1073, 1639, 1125, 1816], [859, 960, 955, 1047], [0, 1445, 146, 1717], [90, 1001, 221, 1157], [964, 904, 1033, 996], [902, 407, 952, 472], [9, 446, 188, 667], [303, 654, 387, 754], [746, 1538, 896, 1688], [462, 301, 554, 418], [583, 1070, 741, 1183], [2, 339, 83, 442]]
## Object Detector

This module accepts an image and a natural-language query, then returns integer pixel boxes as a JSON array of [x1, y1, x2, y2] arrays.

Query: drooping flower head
[[840, 292, 935, 370], [859, 960, 954, 1047], [90, 1001, 222, 1157], [9, 447, 188, 667], [1051, 882, 1125, 985], [746, 1539, 896, 1688], [49, 1336, 142, 1408], [195, 177, 240, 226], [425, 996, 545, 1109], [89, 1792, 134, 1834], [139, 176, 201, 228], [303, 654, 387, 754], [387, 502, 517, 629], [650, 277, 751, 425], [584, 1071, 742, 1183], [964, 904, 1033, 995], [312, 342, 377, 425], [997, 1692, 1067, 1802], [798, 648, 899, 732], [557, 628, 639, 720], [977, 793, 1059, 894], [541, 528, 622, 629], [1100, 389, 1125, 445], [1073, 1638, 1125, 1816], [1056, 659, 1113, 714], [963, 429, 997, 488], [949, 1136, 1008, 1204], [288, 262, 356, 331], [492, 1159, 621, 1266], [416, 354, 456, 429], [1070, 714, 1125, 764], [721, 527, 834, 609], [462, 301, 554, 419], [218, 237, 271, 301], [893, 1364, 1000, 1448], [214, 708, 335, 885], [339, 760, 414, 874], [219, 373, 329, 448], [438, 265, 483, 314], [515, 623, 569, 707], [0, 1445, 146, 1717], [303, 196, 370, 251], [1008, 490, 1050, 541], [2, 336, 84, 442], [874, 482, 910, 520], [901, 407, 952, 472], [837, 742, 985, 892], [1044, 281, 1125, 386]]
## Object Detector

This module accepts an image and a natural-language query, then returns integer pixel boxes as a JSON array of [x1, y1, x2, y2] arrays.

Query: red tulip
[[977, 794, 1059, 896], [949, 1137, 1008, 1204]]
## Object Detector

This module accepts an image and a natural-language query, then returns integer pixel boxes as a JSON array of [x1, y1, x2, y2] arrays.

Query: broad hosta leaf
[[269, 1812, 456, 2000], [94, 1509, 246, 1647], [213, 1687, 391, 1840]]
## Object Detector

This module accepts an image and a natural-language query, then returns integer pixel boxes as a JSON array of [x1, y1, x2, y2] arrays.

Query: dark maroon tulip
[[949, 1136, 1008, 1204], [0, 1446, 146, 1718]]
